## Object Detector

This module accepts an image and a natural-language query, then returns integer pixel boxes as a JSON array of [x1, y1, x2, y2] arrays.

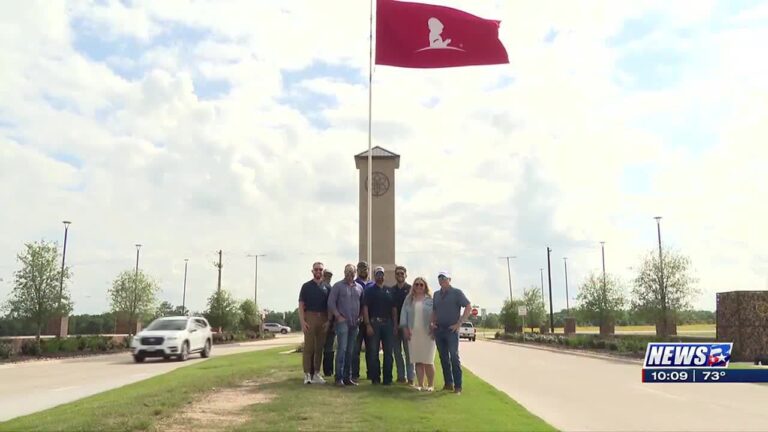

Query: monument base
[[599, 319, 615, 336], [564, 317, 577, 335], [46, 315, 69, 337]]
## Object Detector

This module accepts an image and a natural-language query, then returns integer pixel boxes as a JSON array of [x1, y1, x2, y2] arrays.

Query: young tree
[[631, 248, 698, 336], [6, 241, 73, 341], [154, 301, 175, 319], [204, 290, 239, 331], [500, 299, 522, 333], [108, 269, 160, 335], [522, 287, 546, 332], [239, 299, 261, 332], [576, 272, 626, 333], [172, 305, 189, 316]]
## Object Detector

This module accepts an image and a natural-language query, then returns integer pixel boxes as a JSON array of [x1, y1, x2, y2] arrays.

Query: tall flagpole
[[367, 0, 374, 269]]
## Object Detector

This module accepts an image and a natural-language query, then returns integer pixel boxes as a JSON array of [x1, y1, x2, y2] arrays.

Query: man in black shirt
[[363, 266, 397, 385], [321, 269, 335, 377], [392, 265, 414, 384], [298, 262, 331, 385]]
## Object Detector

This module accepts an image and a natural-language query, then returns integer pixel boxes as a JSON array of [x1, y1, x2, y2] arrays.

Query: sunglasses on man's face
[[313, 268, 324, 272], [395, 272, 405, 276]]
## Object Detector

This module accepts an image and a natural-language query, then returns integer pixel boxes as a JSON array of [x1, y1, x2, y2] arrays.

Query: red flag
[[375, 0, 509, 69]]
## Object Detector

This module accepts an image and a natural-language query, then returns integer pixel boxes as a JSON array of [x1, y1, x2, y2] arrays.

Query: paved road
[[0, 334, 302, 422], [461, 340, 768, 431]]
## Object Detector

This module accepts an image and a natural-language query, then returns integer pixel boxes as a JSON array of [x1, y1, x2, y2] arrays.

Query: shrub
[[76, 336, 88, 351], [41, 338, 62, 354], [86, 336, 109, 352], [60, 337, 80, 352], [0, 342, 12, 359], [21, 339, 41, 356]]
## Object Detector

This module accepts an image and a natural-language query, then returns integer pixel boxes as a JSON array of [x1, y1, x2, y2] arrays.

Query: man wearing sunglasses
[[298, 262, 332, 385], [352, 261, 374, 383], [363, 266, 397, 385], [392, 265, 414, 385]]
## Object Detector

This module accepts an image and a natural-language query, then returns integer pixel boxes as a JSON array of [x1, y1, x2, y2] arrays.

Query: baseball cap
[[357, 261, 369, 269], [374, 266, 385, 275], [438, 271, 451, 279], [323, 269, 333, 275]]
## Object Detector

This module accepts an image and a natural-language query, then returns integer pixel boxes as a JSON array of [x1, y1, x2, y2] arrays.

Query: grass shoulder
[[0, 347, 555, 432]]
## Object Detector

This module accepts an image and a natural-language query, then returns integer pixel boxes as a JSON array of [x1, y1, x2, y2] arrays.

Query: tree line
[[0, 240, 291, 340], [497, 248, 704, 335]]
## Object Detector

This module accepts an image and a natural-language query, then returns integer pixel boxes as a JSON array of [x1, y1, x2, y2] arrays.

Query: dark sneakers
[[442, 384, 455, 391], [335, 381, 346, 387], [454, 387, 462, 395], [343, 379, 358, 386]]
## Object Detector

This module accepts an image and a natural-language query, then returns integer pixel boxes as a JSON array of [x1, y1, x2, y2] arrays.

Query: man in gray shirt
[[431, 271, 471, 395], [327, 264, 364, 386]]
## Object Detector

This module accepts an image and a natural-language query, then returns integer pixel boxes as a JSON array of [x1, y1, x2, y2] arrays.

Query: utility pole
[[58, 221, 71, 311], [182, 259, 189, 314], [655, 217, 668, 338], [563, 257, 570, 315], [499, 256, 516, 301], [546, 247, 554, 334], [247, 254, 266, 306], [215, 250, 223, 293], [132, 244, 141, 336]]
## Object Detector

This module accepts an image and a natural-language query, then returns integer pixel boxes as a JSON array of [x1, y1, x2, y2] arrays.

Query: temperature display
[[643, 369, 768, 383]]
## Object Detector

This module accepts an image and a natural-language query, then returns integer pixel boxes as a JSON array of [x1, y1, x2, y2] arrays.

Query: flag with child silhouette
[[375, 0, 509, 68]]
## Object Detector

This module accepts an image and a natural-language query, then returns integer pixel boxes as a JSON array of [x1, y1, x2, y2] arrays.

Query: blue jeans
[[368, 319, 394, 384], [352, 322, 369, 380], [435, 327, 462, 389], [394, 330, 414, 381], [334, 322, 358, 383]]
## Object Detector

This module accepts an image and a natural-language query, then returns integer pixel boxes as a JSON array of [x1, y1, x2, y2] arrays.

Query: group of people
[[297, 261, 472, 394]]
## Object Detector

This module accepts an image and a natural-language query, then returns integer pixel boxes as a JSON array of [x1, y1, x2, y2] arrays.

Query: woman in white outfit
[[399, 276, 436, 391]]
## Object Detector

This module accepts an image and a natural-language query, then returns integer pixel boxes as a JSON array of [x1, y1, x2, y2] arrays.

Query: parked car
[[459, 322, 476, 341], [130, 316, 212, 363], [263, 322, 291, 334]]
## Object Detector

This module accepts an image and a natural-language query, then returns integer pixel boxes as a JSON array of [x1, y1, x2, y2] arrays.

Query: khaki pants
[[303, 312, 327, 374]]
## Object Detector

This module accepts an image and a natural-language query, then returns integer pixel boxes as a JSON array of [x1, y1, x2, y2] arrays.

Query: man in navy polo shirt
[[363, 266, 397, 385], [431, 271, 471, 395], [298, 262, 332, 385], [352, 261, 374, 383]]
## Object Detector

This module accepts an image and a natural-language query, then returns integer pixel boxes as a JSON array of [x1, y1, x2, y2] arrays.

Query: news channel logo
[[643, 342, 733, 368]]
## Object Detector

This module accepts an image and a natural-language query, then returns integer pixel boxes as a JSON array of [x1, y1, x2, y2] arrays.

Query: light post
[[182, 259, 189, 314], [655, 216, 668, 337], [499, 256, 516, 301], [58, 221, 71, 310]]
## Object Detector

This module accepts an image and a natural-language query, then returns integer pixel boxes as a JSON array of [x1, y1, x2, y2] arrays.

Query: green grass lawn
[[0, 347, 555, 432]]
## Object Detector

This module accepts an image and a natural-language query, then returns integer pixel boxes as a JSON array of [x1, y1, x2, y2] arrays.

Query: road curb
[[483, 338, 643, 365]]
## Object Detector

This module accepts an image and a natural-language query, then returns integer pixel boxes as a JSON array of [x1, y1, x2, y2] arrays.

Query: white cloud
[[1, 0, 766, 319]]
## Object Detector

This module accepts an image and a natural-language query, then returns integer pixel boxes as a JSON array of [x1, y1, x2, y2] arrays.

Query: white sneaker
[[425, 387, 434, 392], [311, 373, 326, 384], [304, 373, 312, 384]]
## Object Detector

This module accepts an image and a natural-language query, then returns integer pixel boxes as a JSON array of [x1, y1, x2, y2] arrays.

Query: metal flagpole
[[367, 0, 374, 268]]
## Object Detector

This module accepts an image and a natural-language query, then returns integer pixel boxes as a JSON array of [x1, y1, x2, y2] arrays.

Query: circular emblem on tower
[[365, 171, 390, 197]]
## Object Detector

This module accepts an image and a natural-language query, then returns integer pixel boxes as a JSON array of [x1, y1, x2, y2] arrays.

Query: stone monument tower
[[355, 146, 400, 286]]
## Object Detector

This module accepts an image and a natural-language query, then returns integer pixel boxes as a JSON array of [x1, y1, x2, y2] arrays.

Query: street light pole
[[132, 244, 142, 336], [600, 241, 607, 292], [182, 258, 189, 314], [563, 257, 570, 315], [655, 216, 668, 337], [247, 254, 266, 307], [546, 247, 554, 334], [499, 256, 516, 301], [58, 221, 71, 310], [539, 268, 545, 304]]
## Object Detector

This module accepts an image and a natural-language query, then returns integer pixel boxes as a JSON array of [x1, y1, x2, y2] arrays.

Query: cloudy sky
[[1, 0, 767, 315]]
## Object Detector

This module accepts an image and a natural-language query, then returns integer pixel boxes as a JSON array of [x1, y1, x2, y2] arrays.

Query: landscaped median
[[0, 331, 275, 363], [0, 346, 555, 432]]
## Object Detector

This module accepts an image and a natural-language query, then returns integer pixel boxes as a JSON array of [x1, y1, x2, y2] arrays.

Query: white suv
[[263, 322, 291, 334], [131, 316, 213, 363]]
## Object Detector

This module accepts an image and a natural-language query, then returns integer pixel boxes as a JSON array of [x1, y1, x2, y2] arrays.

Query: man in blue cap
[[431, 271, 471, 395]]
